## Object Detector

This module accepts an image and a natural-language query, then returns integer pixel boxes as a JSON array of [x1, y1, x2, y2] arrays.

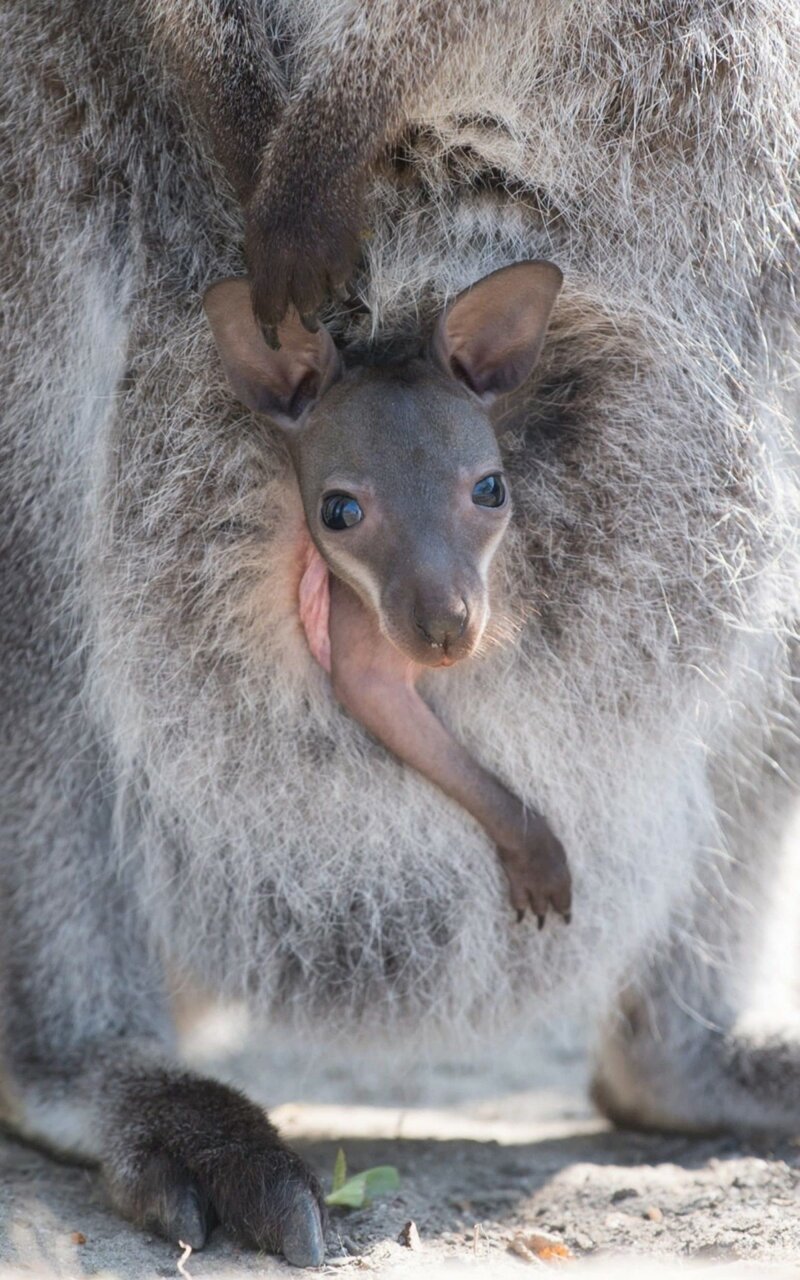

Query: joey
[[205, 260, 571, 925]]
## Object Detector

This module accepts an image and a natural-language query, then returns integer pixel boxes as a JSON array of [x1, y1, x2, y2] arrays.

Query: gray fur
[[1, 0, 798, 1263]]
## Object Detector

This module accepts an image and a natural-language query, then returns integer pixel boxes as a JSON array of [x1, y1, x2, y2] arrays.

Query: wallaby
[[2, 0, 797, 1273], [204, 264, 572, 925]]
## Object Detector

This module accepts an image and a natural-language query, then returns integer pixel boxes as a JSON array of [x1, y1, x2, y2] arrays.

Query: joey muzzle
[[413, 596, 468, 650], [381, 574, 486, 666]]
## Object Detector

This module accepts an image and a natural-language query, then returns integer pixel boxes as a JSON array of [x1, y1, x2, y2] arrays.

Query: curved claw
[[130, 1154, 212, 1253], [280, 1189, 325, 1268], [169, 1185, 210, 1252]]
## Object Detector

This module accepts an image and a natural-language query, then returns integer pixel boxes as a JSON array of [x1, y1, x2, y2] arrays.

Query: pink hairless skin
[[204, 263, 572, 927], [298, 543, 571, 925]]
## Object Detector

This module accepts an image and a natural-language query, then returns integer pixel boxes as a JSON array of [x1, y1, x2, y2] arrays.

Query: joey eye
[[472, 473, 507, 508], [321, 493, 363, 530]]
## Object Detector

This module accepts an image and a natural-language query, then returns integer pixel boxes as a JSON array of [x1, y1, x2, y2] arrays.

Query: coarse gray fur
[[1, 0, 798, 1265]]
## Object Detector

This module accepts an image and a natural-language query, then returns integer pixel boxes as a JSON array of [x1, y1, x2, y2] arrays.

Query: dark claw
[[169, 1185, 210, 1252], [537, 914, 545, 931], [516, 908, 525, 924], [300, 313, 320, 334], [280, 1189, 325, 1268], [141, 1166, 211, 1253], [264, 324, 280, 351], [561, 911, 572, 924]]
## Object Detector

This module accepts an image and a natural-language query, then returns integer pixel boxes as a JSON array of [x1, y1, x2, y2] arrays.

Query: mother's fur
[[1, 0, 798, 1264]]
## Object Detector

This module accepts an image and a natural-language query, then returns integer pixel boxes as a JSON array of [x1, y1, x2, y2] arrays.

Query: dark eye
[[321, 493, 364, 530], [472, 473, 507, 508]]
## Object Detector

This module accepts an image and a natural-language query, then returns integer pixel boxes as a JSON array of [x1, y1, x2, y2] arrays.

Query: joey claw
[[300, 313, 320, 334], [264, 324, 280, 351], [516, 908, 525, 924], [537, 914, 546, 931], [561, 910, 572, 925], [280, 1188, 326, 1268]]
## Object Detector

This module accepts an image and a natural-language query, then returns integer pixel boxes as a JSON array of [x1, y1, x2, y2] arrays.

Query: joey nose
[[413, 598, 468, 649]]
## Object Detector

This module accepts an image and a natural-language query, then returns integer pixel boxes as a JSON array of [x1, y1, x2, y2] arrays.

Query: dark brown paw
[[246, 164, 364, 328], [500, 817, 572, 926], [104, 1072, 326, 1266]]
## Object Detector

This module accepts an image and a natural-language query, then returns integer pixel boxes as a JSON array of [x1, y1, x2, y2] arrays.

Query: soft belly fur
[[3, 0, 798, 1048]]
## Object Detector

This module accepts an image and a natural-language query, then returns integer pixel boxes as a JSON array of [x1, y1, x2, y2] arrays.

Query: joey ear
[[431, 260, 563, 401], [203, 278, 342, 428]]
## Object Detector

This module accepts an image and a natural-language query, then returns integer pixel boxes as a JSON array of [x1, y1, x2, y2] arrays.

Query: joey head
[[205, 261, 571, 925]]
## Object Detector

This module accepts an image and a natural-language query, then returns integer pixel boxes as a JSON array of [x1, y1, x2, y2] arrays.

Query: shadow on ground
[[1, 1121, 798, 1278], [2, 1015, 798, 1277]]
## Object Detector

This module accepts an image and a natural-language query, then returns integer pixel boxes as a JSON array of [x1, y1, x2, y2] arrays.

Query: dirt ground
[[2, 1008, 799, 1280]]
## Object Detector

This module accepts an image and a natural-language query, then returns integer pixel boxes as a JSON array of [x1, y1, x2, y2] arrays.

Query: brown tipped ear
[[431, 260, 563, 401], [203, 278, 342, 428]]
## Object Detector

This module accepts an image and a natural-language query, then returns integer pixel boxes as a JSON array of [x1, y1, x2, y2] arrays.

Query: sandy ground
[[2, 1008, 799, 1280]]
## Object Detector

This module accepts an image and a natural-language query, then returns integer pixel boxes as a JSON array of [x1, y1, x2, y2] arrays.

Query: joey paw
[[500, 817, 572, 926]]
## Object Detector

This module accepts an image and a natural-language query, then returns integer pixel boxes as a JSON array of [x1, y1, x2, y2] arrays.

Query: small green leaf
[[362, 1166, 400, 1200], [325, 1165, 400, 1209], [325, 1174, 367, 1209], [332, 1148, 347, 1194]]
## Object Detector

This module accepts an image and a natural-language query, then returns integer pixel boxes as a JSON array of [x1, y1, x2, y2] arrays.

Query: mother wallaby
[[1, 0, 797, 1268]]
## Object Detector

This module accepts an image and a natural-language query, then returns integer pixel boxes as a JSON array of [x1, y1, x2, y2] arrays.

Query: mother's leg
[[0, 285, 326, 1267], [593, 639, 800, 1134], [0, 6, 324, 1261], [0, 672, 325, 1263]]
